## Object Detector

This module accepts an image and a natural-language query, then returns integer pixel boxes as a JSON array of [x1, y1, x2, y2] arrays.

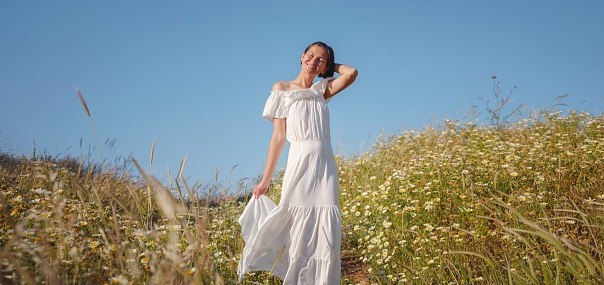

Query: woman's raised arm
[[252, 118, 287, 199], [325, 63, 358, 99]]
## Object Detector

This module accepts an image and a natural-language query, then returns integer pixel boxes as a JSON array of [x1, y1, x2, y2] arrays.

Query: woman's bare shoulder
[[272, 81, 290, 91]]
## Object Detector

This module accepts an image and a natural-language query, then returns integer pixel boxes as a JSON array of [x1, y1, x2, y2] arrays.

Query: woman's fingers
[[253, 186, 261, 199], [253, 183, 268, 199]]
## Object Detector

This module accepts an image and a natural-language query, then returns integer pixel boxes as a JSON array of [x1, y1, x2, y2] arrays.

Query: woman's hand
[[252, 179, 270, 199]]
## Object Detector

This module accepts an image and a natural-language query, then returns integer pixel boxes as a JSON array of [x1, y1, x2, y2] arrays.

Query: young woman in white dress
[[238, 42, 357, 284]]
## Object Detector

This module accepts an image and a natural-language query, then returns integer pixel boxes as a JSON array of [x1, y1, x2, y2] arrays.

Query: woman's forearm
[[325, 63, 358, 97], [262, 131, 286, 183], [261, 118, 287, 183]]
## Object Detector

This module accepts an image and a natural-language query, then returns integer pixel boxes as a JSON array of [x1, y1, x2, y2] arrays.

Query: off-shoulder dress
[[238, 77, 341, 284]]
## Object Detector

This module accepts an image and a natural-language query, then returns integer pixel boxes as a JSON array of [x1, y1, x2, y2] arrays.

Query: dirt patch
[[341, 250, 370, 284]]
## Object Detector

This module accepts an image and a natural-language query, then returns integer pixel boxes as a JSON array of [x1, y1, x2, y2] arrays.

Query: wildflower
[[383, 221, 392, 228], [90, 241, 100, 248], [427, 259, 434, 265], [475, 277, 484, 281], [109, 275, 128, 284], [424, 223, 434, 231], [168, 224, 182, 231], [11, 196, 22, 203], [370, 176, 376, 181]]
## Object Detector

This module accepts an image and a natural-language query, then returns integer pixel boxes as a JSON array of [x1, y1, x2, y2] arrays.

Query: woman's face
[[301, 45, 328, 75]]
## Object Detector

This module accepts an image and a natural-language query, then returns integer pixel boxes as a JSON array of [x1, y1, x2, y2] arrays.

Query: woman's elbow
[[347, 68, 358, 81], [272, 133, 286, 145], [347, 68, 358, 83]]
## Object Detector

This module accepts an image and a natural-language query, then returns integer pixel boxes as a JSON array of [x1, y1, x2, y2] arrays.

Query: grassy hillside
[[0, 152, 227, 284], [2, 108, 604, 284], [335, 108, 604, 284]]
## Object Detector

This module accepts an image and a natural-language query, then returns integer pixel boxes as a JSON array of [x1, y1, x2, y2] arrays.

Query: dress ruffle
[[238, 198, 341, 284], [262, 77, 335, 122]]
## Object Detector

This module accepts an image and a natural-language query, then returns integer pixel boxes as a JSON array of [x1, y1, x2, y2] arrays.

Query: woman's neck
[[291, 71, 316, 89]]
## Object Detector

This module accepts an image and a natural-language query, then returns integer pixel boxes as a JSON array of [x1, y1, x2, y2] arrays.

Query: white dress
[[238, 77, 341, 284]]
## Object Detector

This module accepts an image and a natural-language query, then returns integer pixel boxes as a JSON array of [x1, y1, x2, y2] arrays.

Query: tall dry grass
[[2, 85, 603, 284], [0, 89, 233, 284], [0, 146, 237, 284]]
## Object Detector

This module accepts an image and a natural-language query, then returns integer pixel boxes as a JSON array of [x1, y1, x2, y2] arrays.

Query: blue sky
[[1, 1, 603, 190]]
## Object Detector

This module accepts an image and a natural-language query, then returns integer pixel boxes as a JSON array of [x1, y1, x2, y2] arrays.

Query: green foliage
[[336, 108, 604, 284]]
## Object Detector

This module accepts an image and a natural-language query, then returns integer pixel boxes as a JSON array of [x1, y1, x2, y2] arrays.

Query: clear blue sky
[[1, 1, 603, 190]]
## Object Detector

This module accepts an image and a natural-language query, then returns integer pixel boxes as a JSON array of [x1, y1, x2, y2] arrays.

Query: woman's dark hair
[[302, 41, 335, 78]]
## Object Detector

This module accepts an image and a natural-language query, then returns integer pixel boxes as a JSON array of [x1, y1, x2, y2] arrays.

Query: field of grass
[[2, 106, 603, 284]]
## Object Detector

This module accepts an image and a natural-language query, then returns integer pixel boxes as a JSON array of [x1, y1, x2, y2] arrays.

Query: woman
[[238, 42, 358, 284]]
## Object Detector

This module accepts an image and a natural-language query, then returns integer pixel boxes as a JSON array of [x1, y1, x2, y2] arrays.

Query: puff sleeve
[[262, 90, 288, 122]]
